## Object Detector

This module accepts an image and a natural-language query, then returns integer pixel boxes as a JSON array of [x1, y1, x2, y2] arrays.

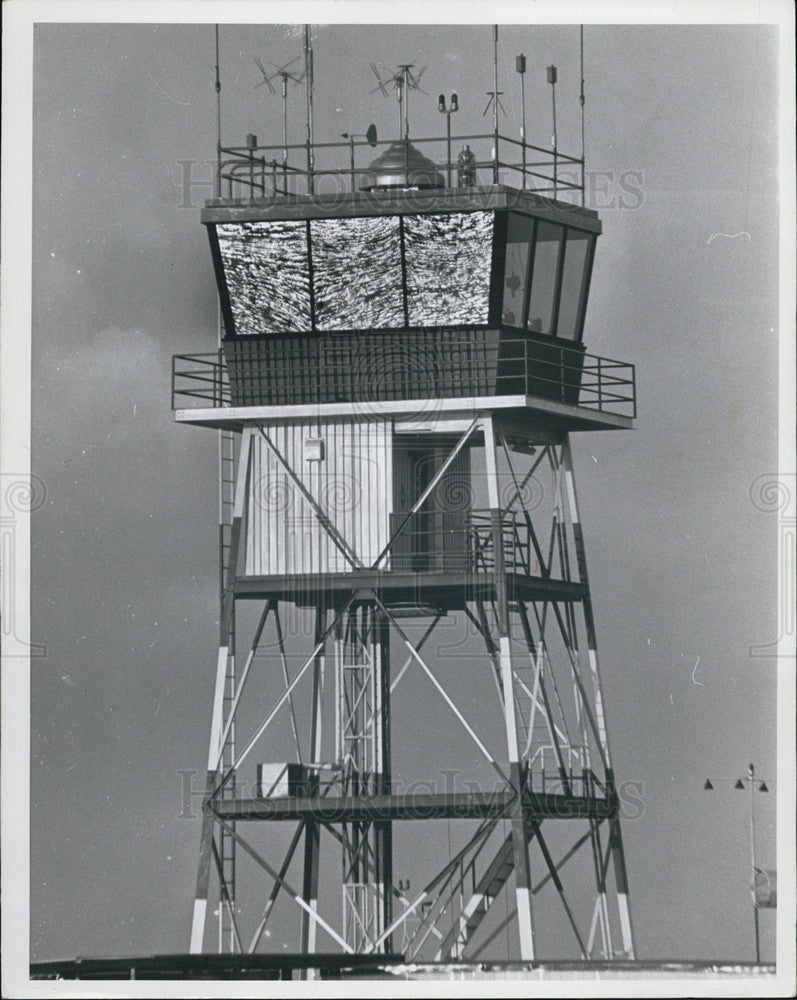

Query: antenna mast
[[214, 25, 221, 198], [255, 55, 305, 177], [580, 25, 586, 206], [547, 63, 558, 197], [492, 25, 499, 183], [304, 25, 314, 194], [371, 62, 427, 143]]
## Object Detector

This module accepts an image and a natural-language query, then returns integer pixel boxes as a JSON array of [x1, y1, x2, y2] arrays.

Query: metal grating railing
[[172, 331, 635, 419]]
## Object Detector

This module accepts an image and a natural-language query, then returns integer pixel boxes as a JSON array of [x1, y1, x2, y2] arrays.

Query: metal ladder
[[217, 426, 238, 951]]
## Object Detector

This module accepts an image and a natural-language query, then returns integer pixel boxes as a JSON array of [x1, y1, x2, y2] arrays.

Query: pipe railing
[[215, 130, 584, 202]]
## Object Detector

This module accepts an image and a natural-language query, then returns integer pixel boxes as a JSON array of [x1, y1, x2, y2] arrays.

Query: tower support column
[[483, 415, 536, 961]]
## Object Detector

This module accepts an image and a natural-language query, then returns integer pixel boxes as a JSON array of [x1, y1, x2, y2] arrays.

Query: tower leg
[[301, 604, 326, 960], [560, 437, 636, 959], [189, 643, 230, 953], [483, 416, 536, 961]]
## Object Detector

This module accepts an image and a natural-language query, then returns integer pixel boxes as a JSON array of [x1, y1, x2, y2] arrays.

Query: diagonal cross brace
[[371, 417, 480, 570], [258, 426, 364, 570]]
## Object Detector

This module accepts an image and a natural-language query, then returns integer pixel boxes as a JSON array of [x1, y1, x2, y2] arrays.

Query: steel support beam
[[483, 414, 536, 961]]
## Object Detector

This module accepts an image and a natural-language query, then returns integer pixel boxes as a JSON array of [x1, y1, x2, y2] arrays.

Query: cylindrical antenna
[[304, 24, 314, 194], [214, 25, 221, 198], [580, 26, 585, 207], [516, 54, 526, 189], [547, 64, 558, 197], [492, 25, 499, 183]]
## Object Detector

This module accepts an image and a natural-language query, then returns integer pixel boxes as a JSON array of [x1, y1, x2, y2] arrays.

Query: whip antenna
[[214, 25, 221, 197], [304, 25, 314, 194], [580, 26, 586, 206]]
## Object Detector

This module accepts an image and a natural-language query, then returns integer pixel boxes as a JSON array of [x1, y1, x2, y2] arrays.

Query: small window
[[526, 221, 563, 335], [556, 229, 593, 340], [501, 214, 534, 328]]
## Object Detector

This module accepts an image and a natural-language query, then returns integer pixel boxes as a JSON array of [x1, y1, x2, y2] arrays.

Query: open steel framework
[[187, 412, 636, 963]]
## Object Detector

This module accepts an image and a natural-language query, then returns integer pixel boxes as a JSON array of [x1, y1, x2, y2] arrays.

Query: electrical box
[[304, 437, 325, 462]]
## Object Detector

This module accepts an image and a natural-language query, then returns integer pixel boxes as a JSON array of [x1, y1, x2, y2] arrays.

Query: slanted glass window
[[311, 216, 403, 330], [526, 221, 563, 335], [556, 228, 593, 340], [216, 221, 311, 335], [501, 213, 534, 328], [404, 212, 493, 326]]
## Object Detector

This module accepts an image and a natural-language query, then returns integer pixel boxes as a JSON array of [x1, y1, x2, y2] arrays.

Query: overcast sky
[[11, 2, 790, 974]]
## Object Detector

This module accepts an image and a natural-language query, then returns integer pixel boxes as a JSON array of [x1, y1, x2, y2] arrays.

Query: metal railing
[[172, 351, 230, 407], [388, 510, 539, 576], [215, 131, 583, 202], [172, 332, 635, 419]]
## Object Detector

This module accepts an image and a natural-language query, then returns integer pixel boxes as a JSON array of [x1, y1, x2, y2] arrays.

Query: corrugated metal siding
[[246, 419, 392, 576]]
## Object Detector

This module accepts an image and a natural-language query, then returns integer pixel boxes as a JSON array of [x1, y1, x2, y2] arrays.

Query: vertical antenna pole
[[399, 78, 408, 182], [580, 26, 586, 207], [304, 24, 314, 194], [281, 76, 289, 174], [516, 54, 527, 189], [403, 68, 410, 140], [548, 64, 558, 198], [521, 73, 526, 188], [748, 764, 761, 963], [446, 110, 452, 187], [214, 25, 221, 198], [492, 25, 499, 184]]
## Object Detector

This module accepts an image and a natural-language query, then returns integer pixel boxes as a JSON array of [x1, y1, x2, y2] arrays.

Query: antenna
[[304, 25, 314, 194], [214, 25, 221, 198], [487, 25, 501, 182], [255, 55, 306, 168], [371, 62, 427, 141], [547, 64, 558, 196], [580, 26, 586, 207], [515, 53, 526, 189]]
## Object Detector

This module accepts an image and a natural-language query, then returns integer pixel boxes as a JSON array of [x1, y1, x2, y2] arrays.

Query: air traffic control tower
[[172, 40, 638, 965]]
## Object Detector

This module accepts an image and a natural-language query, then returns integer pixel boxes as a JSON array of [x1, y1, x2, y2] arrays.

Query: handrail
[[172, 333, 635, 419], [387, 509, 547, 576], [213, 129, 584, 201]]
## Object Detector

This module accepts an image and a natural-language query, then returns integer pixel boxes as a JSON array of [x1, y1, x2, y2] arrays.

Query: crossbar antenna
[[371, 62, 427, 141], [255, 55, 305, 169]]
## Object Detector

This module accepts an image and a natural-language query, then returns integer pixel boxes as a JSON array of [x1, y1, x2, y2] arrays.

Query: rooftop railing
[[214, 131, 584, 203]]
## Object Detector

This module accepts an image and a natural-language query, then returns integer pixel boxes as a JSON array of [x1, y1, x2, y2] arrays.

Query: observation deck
[[173, 330, 634, 433]]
